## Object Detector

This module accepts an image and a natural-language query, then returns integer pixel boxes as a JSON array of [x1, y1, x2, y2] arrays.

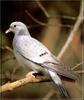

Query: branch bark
[[0, 72, 50, 93]]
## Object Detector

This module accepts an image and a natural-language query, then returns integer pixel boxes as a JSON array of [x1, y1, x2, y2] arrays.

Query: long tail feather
[[57, 84, 70, 98], [48, 70, 70, 98]]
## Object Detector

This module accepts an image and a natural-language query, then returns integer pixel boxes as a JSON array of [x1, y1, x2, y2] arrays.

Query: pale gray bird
[[6, 21, 77, 97]]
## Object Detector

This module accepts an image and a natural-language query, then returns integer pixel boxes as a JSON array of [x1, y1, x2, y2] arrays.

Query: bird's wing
[[15, 36, 77, 80]]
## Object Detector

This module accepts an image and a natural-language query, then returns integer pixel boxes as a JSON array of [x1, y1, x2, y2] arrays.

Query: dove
[[5, 21, 77, 98]]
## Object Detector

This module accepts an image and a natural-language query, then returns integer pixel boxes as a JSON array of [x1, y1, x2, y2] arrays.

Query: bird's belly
[[14, 50, 45, 72]]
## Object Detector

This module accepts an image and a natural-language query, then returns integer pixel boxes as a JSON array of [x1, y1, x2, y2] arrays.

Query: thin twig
[[1, 46, 15, 63], [27, 23, 73, 29], [35, 0, 50, 18], [1, 56, 15, 64], [5, 46, 13, 53], [25, 10, 74, 29], [74, 70, 84, 74], [72, 61, 84, 70], [49, 15, 76, 20], [25, 10, 46, 26], [25, 9, 73, 29], [59, 24, 73, 28], [57, 0, 84, 59], [2, 46, 13, 53], [35, 0, 76, 21]]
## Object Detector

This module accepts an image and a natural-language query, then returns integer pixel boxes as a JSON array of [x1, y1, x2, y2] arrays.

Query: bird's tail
[[57, 84, 70, 98], [48, 70, 70, 98]]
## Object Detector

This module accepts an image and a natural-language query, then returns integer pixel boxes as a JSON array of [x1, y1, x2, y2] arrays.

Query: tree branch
[[35, 0, 76, 20], [74, 70, 84, 74], [25, 10, 74, 28], [35, 0, 50, 18], [2, 46, 13, 53], [25, 10, 46, 26], [72, 61, 84, 70], [0, 72, 50, 93], [57, 0, 84, 59]]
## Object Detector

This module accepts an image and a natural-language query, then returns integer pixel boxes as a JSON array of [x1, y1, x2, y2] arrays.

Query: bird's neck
[[16, 29, 31, 37]]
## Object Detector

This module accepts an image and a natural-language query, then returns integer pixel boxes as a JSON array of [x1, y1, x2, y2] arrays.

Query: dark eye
[[14, 25, 16, 27]]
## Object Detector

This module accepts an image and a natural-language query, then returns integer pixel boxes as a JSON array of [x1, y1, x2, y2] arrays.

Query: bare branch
[[72, 61, 84, 70], [35, 0, 50, 18], [25, 10, 46, 26], [74, 70, 84, 74], [28, 23, 73, 29], [5, 46, 13, 53], [2, 46, 13, 53], [1, 56, 15, 64], [35, 0, 76, 21], [1, 46, 15, 63], [0, 72, 50, 93], [25, 10, 73, 29], [57, 0, 84, 59], [49, 15, 76, 20]]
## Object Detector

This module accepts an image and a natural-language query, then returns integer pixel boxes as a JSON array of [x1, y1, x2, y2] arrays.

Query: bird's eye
[[14, 25, 16, 27]]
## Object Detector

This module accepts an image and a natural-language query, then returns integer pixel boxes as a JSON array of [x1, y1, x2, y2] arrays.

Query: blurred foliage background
[[0, 0, 84, 100]]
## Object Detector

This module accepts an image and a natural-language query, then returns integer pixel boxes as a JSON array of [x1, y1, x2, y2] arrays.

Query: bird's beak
[[5, 28, 12, 34]]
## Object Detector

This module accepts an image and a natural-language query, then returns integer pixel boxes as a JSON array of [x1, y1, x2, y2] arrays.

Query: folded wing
[[15, 36, 77, 80]]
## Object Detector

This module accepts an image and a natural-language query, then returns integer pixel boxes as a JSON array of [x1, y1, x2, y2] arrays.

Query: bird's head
[[5, 21, 28, 34]]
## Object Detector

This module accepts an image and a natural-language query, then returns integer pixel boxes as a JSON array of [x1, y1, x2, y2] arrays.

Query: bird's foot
[[26, 71, 44, 78], [32, 71, 44, 77]]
